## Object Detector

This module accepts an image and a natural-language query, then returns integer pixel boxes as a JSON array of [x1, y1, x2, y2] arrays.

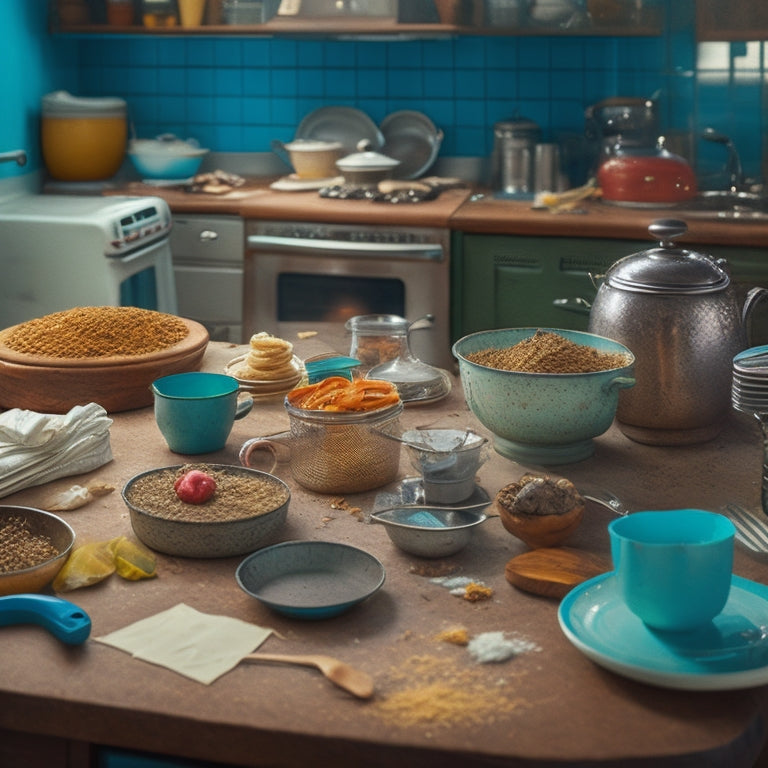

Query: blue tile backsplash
[[1, 0, 766, 187]]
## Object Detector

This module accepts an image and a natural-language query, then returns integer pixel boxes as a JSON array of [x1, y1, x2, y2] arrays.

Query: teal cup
[[152, 372, 254, 455], [608, 509, 735, 632]]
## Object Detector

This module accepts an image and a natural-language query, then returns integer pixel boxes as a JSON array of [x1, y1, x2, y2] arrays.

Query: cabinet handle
[[199, 230, 219, 242]]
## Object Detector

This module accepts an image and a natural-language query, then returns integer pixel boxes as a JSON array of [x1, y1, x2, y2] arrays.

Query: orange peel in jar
[[287, 377, 400, 412]]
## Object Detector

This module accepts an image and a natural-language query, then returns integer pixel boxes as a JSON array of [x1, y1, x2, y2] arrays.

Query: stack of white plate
[[732, 345, 768, 414]]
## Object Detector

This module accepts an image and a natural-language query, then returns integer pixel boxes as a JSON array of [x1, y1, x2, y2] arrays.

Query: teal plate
[[558, 572, 768, 690], [236, 541, 385, 620]]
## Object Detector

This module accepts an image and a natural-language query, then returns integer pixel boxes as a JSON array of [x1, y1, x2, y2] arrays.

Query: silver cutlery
[[722, 503, 768, 554]]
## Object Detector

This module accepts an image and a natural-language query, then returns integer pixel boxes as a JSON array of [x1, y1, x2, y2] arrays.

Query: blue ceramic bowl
[[236, 541, 385, 620], [452, 328, 635, 465]]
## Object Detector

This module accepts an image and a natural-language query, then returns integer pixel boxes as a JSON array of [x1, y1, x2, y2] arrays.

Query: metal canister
[[491, 115, 541, 199]]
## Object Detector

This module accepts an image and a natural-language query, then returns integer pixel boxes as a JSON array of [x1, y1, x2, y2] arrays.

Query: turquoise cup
[[152, 372, 253, 455], [608, 509, 735, 632]]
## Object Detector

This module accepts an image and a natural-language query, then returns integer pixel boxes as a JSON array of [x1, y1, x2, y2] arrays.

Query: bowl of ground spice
[[0, 506, 75, 595], [452, 328, 635, 465], [0, 306, 209, 413], [122, 464, 290, 558]]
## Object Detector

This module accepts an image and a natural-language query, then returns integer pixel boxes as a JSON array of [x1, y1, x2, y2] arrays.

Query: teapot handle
[[742, 287, 768, 346]]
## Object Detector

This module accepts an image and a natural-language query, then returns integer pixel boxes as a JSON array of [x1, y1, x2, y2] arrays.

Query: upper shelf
[[51, 20, 664, 36], [696, 0, 768, 41]]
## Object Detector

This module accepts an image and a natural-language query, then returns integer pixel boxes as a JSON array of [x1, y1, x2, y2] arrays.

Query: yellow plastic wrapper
[[109, 536, 157, 581], [52, 540, 116, 592], [52, 536, 157, 592]]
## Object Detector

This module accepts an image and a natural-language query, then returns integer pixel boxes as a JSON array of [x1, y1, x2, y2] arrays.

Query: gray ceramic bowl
[[236, 541, 385, 619], [453, 328, 635, 466], [122, 464, 290, 558], [0, 506, 75, 596], [371, 507, 487, 558]]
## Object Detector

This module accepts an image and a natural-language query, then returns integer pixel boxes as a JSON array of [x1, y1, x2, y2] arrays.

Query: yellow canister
[[41, 91, 127, 181]]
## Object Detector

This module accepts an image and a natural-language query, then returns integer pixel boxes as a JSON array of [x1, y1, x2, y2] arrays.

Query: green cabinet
[[451, 232, 768, 346]]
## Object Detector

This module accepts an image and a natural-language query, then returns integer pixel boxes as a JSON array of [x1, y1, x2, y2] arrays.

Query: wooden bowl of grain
[[0, 307, 209, 414], [0, 506, 75, 596], [122, 464, 291, 558]]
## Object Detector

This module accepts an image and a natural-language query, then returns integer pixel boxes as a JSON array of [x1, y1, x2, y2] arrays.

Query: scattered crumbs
[[468, 632, 541, 664], [369, 654, 528, 728], [431, 575, 493, 602], [297, 331, 318, 339], [434, 627, 470, 646], [431, 575, 474, 590], [462, 582, 494, 602], [409, 561, 457, 578], [329, 497, 363, 520], [319, 516, 336, 527]]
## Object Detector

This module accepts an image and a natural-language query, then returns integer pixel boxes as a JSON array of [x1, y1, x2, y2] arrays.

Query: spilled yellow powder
[[370, 654, 527, 728], [463, 582, 493, 602], [434, 627, 470, 646]]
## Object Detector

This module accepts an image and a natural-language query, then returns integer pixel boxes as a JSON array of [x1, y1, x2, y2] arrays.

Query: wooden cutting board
[[0, 318, 209, 414], [505, 547, 612, 599]]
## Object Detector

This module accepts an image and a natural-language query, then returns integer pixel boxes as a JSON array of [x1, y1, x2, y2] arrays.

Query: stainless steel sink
[[677, 191, 768, 220]]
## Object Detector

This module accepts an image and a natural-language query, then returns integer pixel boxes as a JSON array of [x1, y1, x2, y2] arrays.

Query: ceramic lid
[[605, 219, 730, 294], [336, 140, 400, 172], [284, 139, 342, 152]]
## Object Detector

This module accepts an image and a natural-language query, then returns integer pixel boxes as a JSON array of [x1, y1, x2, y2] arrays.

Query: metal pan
[[295, 107, 384, 155], [380, 110, 443, 180]]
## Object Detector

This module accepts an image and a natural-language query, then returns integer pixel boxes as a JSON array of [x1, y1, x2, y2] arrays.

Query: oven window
[[277, 273, 405, 323]]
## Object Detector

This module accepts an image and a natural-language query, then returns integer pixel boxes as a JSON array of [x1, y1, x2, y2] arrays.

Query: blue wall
[[1, 0, 766, 187]]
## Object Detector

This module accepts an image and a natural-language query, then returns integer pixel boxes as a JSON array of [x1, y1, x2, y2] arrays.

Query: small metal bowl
[[0, 506, 75, 596], [371, 506, 487, 558]]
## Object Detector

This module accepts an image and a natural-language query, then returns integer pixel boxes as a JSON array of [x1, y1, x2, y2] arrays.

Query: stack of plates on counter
[[224, 353, 306, 399], [732, 345, 768, 414]]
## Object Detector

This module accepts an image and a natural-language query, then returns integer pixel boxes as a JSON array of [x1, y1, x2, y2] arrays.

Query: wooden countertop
[[109, 181, 768, 247], [3, 336, 768, 768]]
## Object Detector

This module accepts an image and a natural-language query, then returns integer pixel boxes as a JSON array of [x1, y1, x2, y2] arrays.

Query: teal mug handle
[[235, 393, 254, 420]]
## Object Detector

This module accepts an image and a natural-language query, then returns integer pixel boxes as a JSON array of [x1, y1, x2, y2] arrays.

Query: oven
[[0, 194, 177, 327], [244, 220, 453, 369]]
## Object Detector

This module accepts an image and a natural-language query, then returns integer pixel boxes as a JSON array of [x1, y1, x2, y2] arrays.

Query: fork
[[723, 503, 768, 554]]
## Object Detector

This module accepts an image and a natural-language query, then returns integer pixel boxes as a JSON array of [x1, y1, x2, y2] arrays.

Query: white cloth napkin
[[0, 403, 113, 497], [96, 603, 273, 685]]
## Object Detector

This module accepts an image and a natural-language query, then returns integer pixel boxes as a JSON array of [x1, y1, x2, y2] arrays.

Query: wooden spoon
[[505, 547, 611, 599], [241, 653, 374, 699]]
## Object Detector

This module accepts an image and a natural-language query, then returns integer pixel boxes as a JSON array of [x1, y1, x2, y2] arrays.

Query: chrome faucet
[[702, 128, 744, 192], [0, 150, 27, 167]]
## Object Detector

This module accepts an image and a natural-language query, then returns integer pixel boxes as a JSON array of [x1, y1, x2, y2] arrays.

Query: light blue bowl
[[236, 541, 385, 620], [128, 149, 208, 180], [452, 328, 635, 465]]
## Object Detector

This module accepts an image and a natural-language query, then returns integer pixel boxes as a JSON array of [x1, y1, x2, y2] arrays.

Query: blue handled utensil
[[0, 594, 91, 645]]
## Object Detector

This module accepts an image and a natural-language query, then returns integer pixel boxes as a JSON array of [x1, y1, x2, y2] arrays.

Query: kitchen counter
[[108, 180, 768, 247], [3, 335, 768, 768]]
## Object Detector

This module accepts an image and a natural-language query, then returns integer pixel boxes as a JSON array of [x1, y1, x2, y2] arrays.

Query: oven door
[[244, 226, 453, 369]]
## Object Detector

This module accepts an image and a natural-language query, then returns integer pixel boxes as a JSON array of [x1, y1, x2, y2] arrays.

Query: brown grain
[[0, 516, 59, 573], [466, 330, 629, 374], [5, 306, 189, 358], [125, 464, 289, 523]]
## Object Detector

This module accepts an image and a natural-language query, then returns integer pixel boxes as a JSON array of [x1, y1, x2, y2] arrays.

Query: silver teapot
[[588, 219, 767, 446]]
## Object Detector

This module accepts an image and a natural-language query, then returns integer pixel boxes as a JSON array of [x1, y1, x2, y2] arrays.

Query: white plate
[[559, 572, 768, 690], [270, 174, 344, 191], [296, 107, 384, 155]]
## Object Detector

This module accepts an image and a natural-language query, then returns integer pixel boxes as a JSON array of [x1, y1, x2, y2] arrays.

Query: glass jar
[[346, 314, 451, 404]]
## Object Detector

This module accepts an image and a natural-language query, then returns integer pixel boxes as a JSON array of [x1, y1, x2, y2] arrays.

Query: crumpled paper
[[96, 603, 272, 685], [0, 403, 113, 498]]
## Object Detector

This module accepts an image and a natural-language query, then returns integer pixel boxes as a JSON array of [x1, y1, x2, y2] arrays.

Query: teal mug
[[152, 372, 253, 455], [609, 509, 735, 632]]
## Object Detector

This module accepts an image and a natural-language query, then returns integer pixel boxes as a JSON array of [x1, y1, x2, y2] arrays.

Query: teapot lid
[[605, 219, 730, 294]]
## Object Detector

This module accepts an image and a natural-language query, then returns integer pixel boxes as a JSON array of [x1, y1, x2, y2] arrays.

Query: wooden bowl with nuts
[[494, 474, 585, 549], [0, 307, 209, 413]]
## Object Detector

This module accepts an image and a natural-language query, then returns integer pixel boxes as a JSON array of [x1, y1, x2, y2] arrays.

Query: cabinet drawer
[[174, 265, 243, 323], [171, 215, 244, 265]]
